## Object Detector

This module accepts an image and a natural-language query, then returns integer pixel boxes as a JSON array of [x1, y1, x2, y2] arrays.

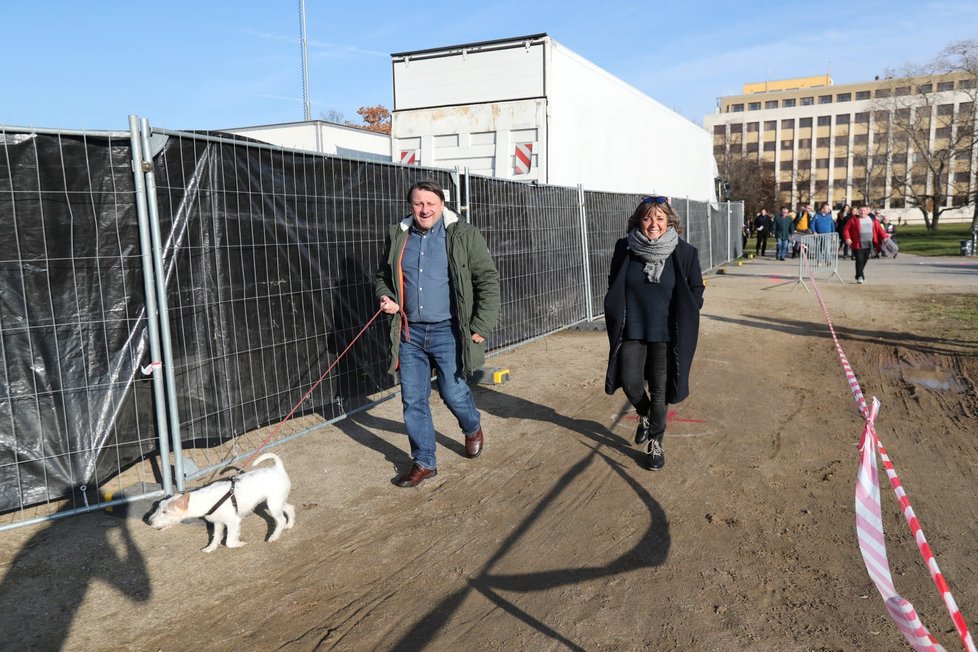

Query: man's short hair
[[406, 180, 445, 203]]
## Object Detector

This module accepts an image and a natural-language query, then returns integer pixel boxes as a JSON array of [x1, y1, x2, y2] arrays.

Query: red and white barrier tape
[[242, 307, 384, 467], [802, 247, 976, 651]]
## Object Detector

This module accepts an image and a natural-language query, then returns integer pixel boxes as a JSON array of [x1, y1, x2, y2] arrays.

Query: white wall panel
[[394, 44, 545, 110]]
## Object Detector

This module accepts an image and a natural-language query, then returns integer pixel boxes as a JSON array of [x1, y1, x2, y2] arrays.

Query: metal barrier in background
[[798, 232, 844, 292], [0, 117, 743, 531]]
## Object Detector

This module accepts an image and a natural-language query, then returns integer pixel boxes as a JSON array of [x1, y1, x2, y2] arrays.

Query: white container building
[[391, 33, 717, 201]]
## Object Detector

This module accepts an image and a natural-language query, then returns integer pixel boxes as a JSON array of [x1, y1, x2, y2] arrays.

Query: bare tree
[[319, 108, 346, 123], [873, 39, 978, 231], [715, 138, 778, 220], [794, 163, 813, 206], [857, 145, 890, 210], [939, 39, 978, 232]]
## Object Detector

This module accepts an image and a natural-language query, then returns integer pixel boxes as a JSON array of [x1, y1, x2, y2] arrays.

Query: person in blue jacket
[[603, 196, 705, 470], [811, 203, 836, 234]]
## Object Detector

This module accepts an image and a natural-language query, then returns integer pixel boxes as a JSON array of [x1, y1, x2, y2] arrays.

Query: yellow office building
[[704, 73, 977, 217]]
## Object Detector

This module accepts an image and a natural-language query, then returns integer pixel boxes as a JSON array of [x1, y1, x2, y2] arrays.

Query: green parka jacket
[[374, 208, 500, 377]]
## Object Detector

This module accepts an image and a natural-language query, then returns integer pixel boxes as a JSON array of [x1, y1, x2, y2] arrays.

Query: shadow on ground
[[388, 388, 670, 650]]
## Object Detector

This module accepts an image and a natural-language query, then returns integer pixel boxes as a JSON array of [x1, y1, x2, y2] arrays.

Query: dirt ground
[[1, 251, 977, 651]]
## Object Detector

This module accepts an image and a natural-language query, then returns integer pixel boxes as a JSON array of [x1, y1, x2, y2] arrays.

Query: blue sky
[[3, 1, 978, 132]]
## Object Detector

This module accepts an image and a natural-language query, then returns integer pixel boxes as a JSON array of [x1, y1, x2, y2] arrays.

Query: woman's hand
[[471, 333, 485, 344]]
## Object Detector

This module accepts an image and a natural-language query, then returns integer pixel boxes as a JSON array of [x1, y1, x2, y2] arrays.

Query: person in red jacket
[[842, 203, 889, 283]]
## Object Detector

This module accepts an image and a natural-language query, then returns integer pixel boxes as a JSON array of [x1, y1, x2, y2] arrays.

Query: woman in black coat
[[837, 204, 853, 259], [604, 196, 705, 470]]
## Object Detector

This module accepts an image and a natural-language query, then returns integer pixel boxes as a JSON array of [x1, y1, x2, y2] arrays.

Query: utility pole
[[299, 0, 311, 121]]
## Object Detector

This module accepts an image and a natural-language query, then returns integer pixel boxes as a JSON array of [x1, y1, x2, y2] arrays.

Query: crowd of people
[[742, 201, 897, 282]]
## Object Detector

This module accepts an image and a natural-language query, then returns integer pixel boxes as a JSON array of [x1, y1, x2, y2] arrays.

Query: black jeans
[[755, 232, 768, 256], [853, 248, 871, 280], [619, 340, 668, 439]]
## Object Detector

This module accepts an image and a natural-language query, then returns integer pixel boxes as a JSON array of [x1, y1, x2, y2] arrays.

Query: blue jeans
[[398, 320, 481, 470], [776, 238, 790, 259]]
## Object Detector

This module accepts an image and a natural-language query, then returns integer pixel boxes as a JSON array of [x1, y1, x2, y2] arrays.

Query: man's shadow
[[388, 387, 670, 650], [0, 496, 151, 650]]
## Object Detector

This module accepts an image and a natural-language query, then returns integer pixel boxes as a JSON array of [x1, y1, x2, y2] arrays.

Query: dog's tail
[[251, 452, 283, 469]]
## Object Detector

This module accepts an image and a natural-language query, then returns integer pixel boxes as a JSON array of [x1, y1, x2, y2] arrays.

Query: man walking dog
[[375, 180, 500, 488]]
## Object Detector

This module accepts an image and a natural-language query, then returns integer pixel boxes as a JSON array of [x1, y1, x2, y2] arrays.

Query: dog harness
[[205, 476, 239, 516]]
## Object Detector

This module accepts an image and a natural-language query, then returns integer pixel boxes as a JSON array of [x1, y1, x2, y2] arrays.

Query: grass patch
[[916, 293, 978, 340], [895, 223, 976, 256]]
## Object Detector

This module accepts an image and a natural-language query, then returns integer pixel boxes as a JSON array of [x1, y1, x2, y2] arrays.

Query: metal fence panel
[[148, 129, 452, 480], [1, 118, 743, 530], [0, 128, 164, 525], [582, 191, 644, 318], [467, 176, 586, 352]]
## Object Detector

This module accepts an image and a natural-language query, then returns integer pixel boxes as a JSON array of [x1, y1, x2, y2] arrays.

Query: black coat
[[603, 237, 705, 404]]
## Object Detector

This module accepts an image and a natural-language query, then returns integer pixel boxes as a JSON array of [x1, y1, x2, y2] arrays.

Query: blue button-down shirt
[[402, 217, 452, 323]]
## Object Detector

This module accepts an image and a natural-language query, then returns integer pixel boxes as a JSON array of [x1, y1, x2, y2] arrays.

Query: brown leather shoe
[[465, 427, 484, 458], [395, 464, 437, 488]]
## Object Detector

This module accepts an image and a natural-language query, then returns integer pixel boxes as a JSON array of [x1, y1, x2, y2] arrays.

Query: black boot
[[634, 414, 651, 445], [646, 434, 665, 471]]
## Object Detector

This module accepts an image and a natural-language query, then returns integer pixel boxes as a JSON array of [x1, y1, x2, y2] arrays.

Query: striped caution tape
[[857, 399, 945, 651], [802, 244, 976, 652]]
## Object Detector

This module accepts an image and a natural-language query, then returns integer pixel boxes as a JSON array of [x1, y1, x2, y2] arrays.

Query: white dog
[[148, 452, 295, 552]]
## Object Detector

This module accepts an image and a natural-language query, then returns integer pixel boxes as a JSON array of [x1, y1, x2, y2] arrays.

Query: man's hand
[[379, 296, 400, 314], [471, 333, 485, 344]]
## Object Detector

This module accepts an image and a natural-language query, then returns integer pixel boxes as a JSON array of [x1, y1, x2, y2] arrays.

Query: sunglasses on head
[[642, 195, 668, 204]]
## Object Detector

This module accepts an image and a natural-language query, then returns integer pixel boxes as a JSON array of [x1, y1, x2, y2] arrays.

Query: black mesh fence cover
[[0, 128, 740, 513], [0, 131, 153, 510]]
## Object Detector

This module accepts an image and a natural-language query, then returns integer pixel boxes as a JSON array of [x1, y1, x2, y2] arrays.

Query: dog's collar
[[205, 476, 239, 516]]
